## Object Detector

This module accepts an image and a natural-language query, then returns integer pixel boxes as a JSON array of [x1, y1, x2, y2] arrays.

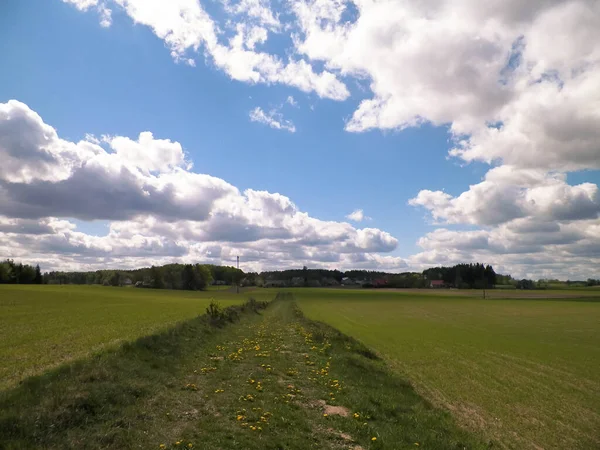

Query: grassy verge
[[0, 294, 486, 449]]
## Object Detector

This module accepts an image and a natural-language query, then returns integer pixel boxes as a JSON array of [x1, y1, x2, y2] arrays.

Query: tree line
[[42, 263, 244, 291], [422, 263, 497, 289], [0, 260, 42, 284], [4, 259, 595, 291]]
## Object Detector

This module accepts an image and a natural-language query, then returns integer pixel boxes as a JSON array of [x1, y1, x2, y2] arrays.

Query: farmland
[[1, 285, 599, 449], [0, 284, 270, 390], [0, 290, 483, 450], [296, 288, 600, 449]]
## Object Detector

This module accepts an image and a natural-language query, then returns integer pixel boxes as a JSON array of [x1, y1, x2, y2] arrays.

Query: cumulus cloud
[[249, 106, 296, 132], [0, 100, 401, 272], [409, 167, 600, 226], [346, 209, 372, 222], [40, 1, 600, 278]]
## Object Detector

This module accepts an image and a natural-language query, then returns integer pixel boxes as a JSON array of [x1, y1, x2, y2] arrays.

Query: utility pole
[[236, 256, 240, 294]]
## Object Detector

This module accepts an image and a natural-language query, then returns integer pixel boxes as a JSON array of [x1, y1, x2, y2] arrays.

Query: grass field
[[1, 294, 484, 449], [2, 285, 599, 449], [296, 288, 600, 449], [0, 285, 270, 389]]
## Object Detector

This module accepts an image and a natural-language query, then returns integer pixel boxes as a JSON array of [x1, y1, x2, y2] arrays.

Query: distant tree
[[195, 264, 212, 290], [148, 266, 163, 289], [0, 262, 9, 283], [34, 265, 42, 284], [182, 264, 197, 290], [109, 271, 121, 287]]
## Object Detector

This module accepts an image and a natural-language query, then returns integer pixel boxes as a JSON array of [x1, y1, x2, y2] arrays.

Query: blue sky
[[0, 0, 599, 279]]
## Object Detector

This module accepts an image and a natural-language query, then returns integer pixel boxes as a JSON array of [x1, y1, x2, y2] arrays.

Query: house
[[430, 280, 445, 288]]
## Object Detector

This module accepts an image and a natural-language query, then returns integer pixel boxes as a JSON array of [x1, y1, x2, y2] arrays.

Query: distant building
[[430, 280, 445, 288]]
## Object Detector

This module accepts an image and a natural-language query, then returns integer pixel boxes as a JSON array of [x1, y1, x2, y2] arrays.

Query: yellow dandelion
[[371, 437, 377, 441], [159, 445, 166, 449], [353, 413, 360, 418], [176, 441, 181, 446], [323, 413, 328, 417], [188, 444, 193, 448], [415, 444, 419, 446]]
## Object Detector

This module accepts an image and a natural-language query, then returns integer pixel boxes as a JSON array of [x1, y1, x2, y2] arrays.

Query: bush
[[205, 298, 269, 327]]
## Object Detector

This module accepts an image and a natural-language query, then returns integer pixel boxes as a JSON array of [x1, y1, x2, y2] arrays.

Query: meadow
[[296, 288, 600, 449], [0, 284, 270, 390]]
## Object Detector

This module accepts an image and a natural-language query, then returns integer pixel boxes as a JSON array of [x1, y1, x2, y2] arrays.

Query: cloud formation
[[43, 1, 600, 278], [0, 100, 400, 272], [249, 107, 296, 132]]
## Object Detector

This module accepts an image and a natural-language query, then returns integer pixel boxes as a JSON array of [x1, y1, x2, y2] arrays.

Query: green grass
[[0, 285, 270, 389], [0, 295, 484, 449], [295, 288, 600, 449]]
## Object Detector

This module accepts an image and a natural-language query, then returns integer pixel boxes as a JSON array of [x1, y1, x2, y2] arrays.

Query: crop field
[[0, 285, 270, 390], [296, 288, 600, 449]]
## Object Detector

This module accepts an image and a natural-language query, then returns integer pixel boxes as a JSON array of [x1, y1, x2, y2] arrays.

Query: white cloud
[[409, 167, 600, 226], [286, 96, 298, 107], [62, 0, 99, 11], [41, 1, 600, 278], [0, 100, 400, 272], [224, 0, 280, 30], [98, 3, 112, 27], [346, 209, 372, 222], [65, 0, 349, 100], [249, 106, 296, 132]]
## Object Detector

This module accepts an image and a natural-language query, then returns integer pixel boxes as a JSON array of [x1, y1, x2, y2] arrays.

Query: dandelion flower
[[176, 441, 181, 446], [188, 444, 193, 448], [371, 437, 377, 441], [159, 445, 166, 449], [323, 414, 328, 417]]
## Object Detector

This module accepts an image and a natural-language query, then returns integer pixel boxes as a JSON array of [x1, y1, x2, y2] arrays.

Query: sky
[[0, 0, 599, 280]]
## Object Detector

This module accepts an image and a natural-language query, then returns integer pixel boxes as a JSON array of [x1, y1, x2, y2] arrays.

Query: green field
[[2, 285, 599, 449], [1, 291, 484, 450], [0, 285, 269, 389], [296, 289, 600, 449]]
